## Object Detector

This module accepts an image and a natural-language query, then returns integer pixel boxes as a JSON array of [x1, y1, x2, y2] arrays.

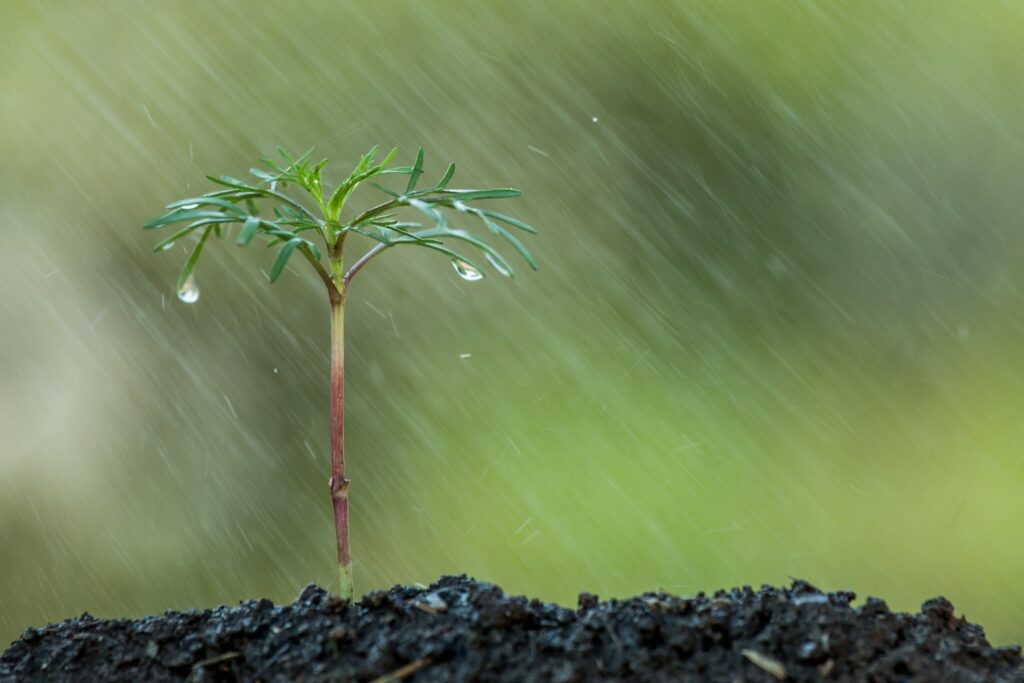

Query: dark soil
[[2, 576, 1021, 682]]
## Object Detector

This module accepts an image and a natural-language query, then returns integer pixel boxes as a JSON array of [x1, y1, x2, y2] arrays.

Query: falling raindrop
[[177, 274, 200, 303], [459, 353, 472, 359], [485, 253, 512, 277], [452, 259, 483, 281]]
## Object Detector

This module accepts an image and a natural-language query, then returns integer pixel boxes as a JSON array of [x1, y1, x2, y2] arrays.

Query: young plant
[[145, 146, 538, 601]]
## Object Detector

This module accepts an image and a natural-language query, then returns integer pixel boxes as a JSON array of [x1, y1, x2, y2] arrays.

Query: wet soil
[[2, 576, 1021, 682]]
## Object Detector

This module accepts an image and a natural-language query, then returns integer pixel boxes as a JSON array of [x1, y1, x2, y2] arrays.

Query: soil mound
[[3, 576, 1021, 682]]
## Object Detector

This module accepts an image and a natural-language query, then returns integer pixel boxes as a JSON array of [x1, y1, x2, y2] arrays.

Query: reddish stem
[[329, 291, 353, 600]]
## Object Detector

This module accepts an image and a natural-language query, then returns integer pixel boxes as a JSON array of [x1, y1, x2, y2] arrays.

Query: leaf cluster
[[145, 146, 539, 296]]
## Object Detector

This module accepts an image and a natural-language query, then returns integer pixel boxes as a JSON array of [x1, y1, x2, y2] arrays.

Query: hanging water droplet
[[591, 116, 599, 123], [485, 253, 512, 278], [177, 274, 200, 303], [452, 260, 483, 281], [180, 203, 200, 210]]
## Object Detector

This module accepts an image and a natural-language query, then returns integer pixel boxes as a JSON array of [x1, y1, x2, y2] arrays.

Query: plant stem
[[329, 288, 353, 600]]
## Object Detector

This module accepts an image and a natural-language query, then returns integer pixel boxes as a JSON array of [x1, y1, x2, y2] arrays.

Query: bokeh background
[[3, 0, 1024, 647]]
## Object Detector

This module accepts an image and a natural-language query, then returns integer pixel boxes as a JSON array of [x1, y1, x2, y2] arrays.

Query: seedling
[[145, 146, 538, 600]]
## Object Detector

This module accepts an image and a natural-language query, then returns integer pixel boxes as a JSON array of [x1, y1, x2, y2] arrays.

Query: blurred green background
[[3, 0, 1024, 647]]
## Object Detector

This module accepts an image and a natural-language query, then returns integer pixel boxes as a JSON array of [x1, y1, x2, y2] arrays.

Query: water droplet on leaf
[[177, 274, 200, 303], [452, 260, 483, 281], [180, 203, 200, 210], [160, 242, 176, 251]]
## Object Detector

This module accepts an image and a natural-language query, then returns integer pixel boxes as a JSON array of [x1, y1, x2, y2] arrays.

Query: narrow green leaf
[[396, 238, 483, 272], [370, 182, 400, 198], [476, 212, 537, 269], [406, 147, 424, 194], [364, 145, 380, 164], [436, 162, 456, 189], [206, 175, 254, 191], [379, 166, 414, 175], [407, 198, 446, 225], [176, 227, 213, 294], [203, 188, 262, 200], [152, 223, 202, 252], [260, 157, 285, 173], [303, 241, 323, 262], [237, 215, 262, 246], [346, 225, 396, 245], [415, 227, 514, 275], [440, 188, 522, 200], [164, 197, 245, 214], [372, 222, 432, 243], [145, 210, 234, 229], [277, 148, 295, 165], [263, 226, 302, 241], [269, 238, 301, 282], [478, 209, 539, 234], [249, 168, 278, 183], [206, 182, 318, 222]]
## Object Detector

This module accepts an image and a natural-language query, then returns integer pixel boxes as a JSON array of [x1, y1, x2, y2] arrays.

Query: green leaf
[[203, 188, 263, 201], [415, 226, 514, 276], [207, 182, 318, 222], [407, 198, 447, 225], [475, 211, 537, 270], [379, 166, 414, 175], [303, 241, 323, 262], [259, 156, 286, 174], [249, 168, 278, 183], [176, 227, 213, 294], [346, 225, 394, 245], [478, 209, 539, 234], [371, 221, 432, 243], [370, 182, 401, 198], [206, 175, 253, 191], [406, 147, 424, 194], [152, 223, 203, 252], [237, 215, 262, 246], [436, 162, 456, 189], [362, 145, 380, 168], [327, 148, 400, 220], [145, 210, 235, 229], [440, 188, 522, 200], [164, 197, 246, 214], [269, 238, 301, 282], [397, 238, 483, 272]]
